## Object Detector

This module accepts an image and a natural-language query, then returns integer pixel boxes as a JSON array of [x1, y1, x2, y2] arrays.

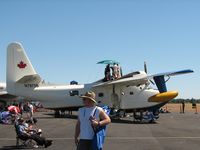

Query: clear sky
[[0, 0, 199, 99]]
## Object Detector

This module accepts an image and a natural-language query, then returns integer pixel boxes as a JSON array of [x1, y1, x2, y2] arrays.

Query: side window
[[98, 93, 104, 97], [70, 90, 79, 96], [70, 80, 78, 85]]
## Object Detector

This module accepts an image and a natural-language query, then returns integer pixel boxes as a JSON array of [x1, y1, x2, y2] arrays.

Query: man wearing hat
[[16, 118, 53, 148], [74, 91, 111, 150]]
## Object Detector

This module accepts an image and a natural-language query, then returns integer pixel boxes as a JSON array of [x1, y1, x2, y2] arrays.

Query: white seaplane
[[6, 42, 193, 120]]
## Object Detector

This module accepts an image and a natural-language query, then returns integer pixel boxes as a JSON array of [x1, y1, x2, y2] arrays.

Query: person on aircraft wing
[[104, 64, 111, 81], [74, 91, 111, 150], [111, 63, 118, 79], [117, 64, 122, 78], [111, 63, 122, 79]]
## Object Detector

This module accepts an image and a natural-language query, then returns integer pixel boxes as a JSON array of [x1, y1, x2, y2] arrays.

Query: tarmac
[[1, 111, 200, 150]]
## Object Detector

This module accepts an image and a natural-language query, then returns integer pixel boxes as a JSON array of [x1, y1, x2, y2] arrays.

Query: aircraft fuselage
[[13, 82, 159, 111]]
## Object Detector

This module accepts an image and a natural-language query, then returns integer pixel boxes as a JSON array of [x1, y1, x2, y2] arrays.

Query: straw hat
[[80, 91, 97, 103]]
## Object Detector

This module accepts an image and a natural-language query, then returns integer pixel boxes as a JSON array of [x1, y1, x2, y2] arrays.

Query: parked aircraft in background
[[0, 82, 19, 108], [0, 82, 6, 96], [0, 82, 16, 100], [6, 42, 193, 119]]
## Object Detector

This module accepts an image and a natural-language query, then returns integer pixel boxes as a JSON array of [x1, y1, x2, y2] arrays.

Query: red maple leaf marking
[[17, 61, 27, 69]]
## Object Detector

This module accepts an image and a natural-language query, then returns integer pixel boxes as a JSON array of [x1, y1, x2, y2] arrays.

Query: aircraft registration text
[[24, 84, 39, 88]]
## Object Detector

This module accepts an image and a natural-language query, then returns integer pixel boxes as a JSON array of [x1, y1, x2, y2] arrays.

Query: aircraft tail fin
[[6, 42, 41, 94]]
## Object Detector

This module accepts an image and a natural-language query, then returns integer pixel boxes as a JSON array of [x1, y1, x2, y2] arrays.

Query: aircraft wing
[[148, 69, 194, 79], [93, 69, 193, 88], [93, 73, 148, 88], [147, 69, 194, 93], [0, 91, 17, 99], [17, 74, 41, 84], [0, 91, 8, 95]]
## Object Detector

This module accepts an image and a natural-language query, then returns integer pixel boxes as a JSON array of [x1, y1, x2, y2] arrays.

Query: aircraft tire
[[54, 110, 61, 118]]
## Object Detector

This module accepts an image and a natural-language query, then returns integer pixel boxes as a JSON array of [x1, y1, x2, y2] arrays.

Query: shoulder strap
[[92, 106, 98, 117]]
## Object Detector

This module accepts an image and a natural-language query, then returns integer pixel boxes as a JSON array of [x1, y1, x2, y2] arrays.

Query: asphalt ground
[[1, 111, 200, 150]]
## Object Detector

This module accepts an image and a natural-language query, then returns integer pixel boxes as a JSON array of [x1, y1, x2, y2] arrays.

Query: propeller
[[144, 61, 155, 85], [144, 61, 147, 73]]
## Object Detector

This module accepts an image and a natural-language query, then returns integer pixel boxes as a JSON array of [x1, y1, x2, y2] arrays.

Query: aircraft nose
[[148, 91, 178, 102]]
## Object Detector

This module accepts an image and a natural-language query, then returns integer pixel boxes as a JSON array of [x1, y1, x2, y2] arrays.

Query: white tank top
[[78, 106, 102, 139]]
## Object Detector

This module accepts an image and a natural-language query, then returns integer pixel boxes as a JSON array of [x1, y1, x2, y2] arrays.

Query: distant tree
[[169, 98, 200, 103]]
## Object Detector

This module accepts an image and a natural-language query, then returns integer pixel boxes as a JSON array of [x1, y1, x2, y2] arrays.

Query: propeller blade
[[144, 61, 147, 73]]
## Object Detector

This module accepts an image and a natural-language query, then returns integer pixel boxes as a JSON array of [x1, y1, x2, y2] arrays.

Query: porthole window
[[98, 93, 104, 97], [69, 90, 79, 96]]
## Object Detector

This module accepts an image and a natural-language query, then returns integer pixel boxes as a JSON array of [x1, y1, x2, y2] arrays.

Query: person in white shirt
[[74, 91, 111, 150], [111, 63, 118, 79], [116, 64, 122, 78], [26, 102, 34, 123]]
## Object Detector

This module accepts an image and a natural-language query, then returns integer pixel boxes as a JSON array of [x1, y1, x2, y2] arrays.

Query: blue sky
[[0, 0, 199, 99]]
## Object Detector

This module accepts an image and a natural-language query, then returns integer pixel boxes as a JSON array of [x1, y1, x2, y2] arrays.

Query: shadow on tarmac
[[42, 113, 158, 124], [111, 118, 158, 124], [0, 145, 32, 150], [43, 113, 78, 120], [32, 112, 78, 120], [37, 112, 157, 124]]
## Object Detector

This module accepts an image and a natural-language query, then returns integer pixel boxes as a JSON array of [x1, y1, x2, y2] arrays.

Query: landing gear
[[133, 110, 159, 123], [110, 109, 126, 119], [54, 110, 61, 118], [118, 110, 126, 118], [133, 111, 143, 122]]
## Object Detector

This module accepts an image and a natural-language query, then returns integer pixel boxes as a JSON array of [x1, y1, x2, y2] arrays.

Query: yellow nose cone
[[148, 91, 178, 102]]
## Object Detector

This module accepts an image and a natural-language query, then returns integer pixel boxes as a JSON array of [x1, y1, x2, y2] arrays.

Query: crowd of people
[[0, 102, 34, 125], [0, 101, 53, 148], [1, 90, 111, 149]]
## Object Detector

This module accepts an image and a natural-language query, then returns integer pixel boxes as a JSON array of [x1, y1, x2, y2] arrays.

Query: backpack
[[23, 104, 31, 112], [92, 105, 110, 150]]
